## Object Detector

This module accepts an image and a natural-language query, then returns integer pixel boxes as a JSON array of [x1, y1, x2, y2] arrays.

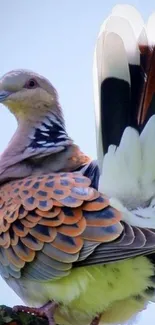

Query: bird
[[1, 4, 155, 325]]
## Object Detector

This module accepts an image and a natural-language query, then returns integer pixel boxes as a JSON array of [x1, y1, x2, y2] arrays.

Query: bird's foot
[[13, 300, 59, 325], [90, 314, 101, 325]]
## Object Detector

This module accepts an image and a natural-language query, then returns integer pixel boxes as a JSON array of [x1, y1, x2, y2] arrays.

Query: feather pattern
[[29, 114, 71, 150], [1, 171, 155, 282], [0, 172, 123, 280], [0, 6, 155, 324], [75, 223, 155, 267], [93, 4, 155, 233], [94, 3, 155, 166]]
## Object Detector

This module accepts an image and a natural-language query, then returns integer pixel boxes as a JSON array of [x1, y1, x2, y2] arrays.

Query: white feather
[[110, 197, 155, 229], [140, 116, 155, 185], [103, 16, 140, 65], [95, 5, 155, 228], [112, 4, 145, 40], [99, 118, 155, 228], [102, 32, 130, 81], [99, 127, 141, 205], [93, 34, 104, 171], [93, 7, 141, 172], [93, 31, 130, 172], [147, 12, 155, 45]]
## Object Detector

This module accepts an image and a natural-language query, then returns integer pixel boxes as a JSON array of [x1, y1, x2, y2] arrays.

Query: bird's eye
[[25, 79, 38, 89]]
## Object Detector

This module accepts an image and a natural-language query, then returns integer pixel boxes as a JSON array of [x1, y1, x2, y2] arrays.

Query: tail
[[93, 4, 155, 173]]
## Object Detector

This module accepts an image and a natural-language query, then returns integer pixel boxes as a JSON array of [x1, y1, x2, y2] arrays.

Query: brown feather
[[138, 45, 155, 126]]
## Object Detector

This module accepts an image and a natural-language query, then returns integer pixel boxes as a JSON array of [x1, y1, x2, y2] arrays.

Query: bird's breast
[[6, 256, 155, 325]]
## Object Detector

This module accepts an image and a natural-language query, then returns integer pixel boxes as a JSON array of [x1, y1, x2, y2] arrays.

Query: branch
[[0, 305, 48, 325]]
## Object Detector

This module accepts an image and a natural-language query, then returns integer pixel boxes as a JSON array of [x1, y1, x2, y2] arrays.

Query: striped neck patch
[[29, 114, 72, 150]]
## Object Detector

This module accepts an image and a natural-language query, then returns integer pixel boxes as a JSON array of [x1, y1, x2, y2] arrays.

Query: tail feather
[[99, 117, 155, 208], [147, 12, 155, 45], [99, 127, 142, 203], [104, 16, 140, 64], [94, 5, 155, 163], [140, 116, 155, 184], [94, 5, 155, 204], [100, 32, 130, 171], [139, 48, 155, 128], [112, 4, 145, 38], [93, 6, 143, 165]]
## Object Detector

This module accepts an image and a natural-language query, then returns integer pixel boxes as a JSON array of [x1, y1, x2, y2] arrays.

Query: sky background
[[0, 0, 155, 324]]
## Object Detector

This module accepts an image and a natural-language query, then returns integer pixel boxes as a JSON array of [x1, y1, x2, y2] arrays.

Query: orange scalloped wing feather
[[0, 172, 122, 280]]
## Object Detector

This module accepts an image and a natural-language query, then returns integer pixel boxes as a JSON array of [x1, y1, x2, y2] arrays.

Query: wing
[[75, 223, 155, 268], [0, 171, 155, 282], [0, 172, 122, 281]]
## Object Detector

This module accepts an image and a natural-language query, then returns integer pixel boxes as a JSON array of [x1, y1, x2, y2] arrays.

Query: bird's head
[[0, 69, 60, 122], [0, 69, 88, 181]]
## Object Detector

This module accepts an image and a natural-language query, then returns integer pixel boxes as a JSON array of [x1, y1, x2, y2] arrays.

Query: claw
[[90, 314, 101, 325], [13, 300, 59, 325]]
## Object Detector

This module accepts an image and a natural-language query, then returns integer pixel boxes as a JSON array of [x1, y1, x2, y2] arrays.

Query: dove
[[0, 5, 155, 325]]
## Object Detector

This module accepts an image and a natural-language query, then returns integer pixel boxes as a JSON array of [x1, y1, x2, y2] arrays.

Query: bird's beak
[[0, 90, 11, 102]]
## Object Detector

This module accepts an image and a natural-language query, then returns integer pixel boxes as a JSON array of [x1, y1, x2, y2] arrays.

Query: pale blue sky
[[0, 0, 155, 324]]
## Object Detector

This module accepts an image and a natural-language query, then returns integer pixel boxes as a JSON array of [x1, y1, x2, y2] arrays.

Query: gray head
[[0, 69, 60, 121]]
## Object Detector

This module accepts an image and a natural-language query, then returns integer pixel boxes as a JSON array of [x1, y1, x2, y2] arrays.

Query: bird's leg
[[90, 314, 101, 325], [13, 300, 59, 325]]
